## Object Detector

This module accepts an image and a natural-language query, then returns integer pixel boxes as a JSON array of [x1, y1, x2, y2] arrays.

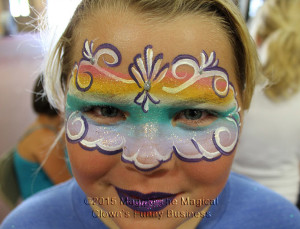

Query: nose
[[121, 142, 174, 171], [120, 122, 174, 171]]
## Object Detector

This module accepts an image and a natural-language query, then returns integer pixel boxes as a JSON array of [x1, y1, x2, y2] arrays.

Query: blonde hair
[[44, 0, 258, 110], [252, 0, 300, 101]]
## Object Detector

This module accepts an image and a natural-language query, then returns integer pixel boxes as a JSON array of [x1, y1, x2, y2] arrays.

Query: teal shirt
[[13, 150, 54, 199]]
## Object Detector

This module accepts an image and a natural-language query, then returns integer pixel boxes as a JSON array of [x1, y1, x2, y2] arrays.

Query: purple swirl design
[[164, 51, 229, 98], [82, 40, 122, 67], [212, 75, 229, 98], [66, 112, 89, 143], [172, 111, 240, 163], [66, 112, 124, 155], [212, 117, 239, 156], [93, 43, 122, 67], [172, 54, 200, 70], [75, 40, 122, 92], [75, 71, 93, 92]]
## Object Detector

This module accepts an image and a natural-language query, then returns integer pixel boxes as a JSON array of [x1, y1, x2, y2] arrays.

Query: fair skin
[[18, 114, 71, 184], [66, 9, 243, 229]]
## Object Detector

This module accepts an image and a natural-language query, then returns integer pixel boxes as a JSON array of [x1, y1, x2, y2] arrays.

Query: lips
[[115, 187, 177, 212]]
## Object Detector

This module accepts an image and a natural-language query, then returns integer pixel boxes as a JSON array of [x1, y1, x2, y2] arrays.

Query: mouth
[[115, 187, 177, 212]]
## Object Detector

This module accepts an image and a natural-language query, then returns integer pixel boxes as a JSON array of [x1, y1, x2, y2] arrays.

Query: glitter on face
[[66, 40, 241, 171]]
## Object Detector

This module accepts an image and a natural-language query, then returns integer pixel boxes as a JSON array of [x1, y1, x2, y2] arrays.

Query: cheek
[[181, 153, 234, 193], [67, 143, 118, 183]]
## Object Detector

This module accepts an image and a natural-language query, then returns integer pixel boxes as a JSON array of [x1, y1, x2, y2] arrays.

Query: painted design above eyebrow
[[162, 52, 229, 98], [71, 40, 232, 113], [82, 40, 122, 67], [73, 40, 128, 92]]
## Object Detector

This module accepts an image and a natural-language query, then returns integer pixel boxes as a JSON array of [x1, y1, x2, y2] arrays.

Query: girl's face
[[66, 9, 243, 228]]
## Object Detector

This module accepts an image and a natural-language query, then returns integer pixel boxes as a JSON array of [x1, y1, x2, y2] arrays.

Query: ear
[[255, 35, 263, 47]]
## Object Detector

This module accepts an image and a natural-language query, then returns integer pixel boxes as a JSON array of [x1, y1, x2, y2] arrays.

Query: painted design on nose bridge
[[129, 45, 169, 113], [66, 40, 240, 171]]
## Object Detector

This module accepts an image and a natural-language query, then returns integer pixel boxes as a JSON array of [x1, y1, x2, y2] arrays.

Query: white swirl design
[[80, 137, 125, 152], [173, 117, 239, 162], [66, 112, 87, 142], [66, 111, 124, 154], [163, 51, 229, 97], [213, 117, 239, 155], [122, 143, 172, 171]]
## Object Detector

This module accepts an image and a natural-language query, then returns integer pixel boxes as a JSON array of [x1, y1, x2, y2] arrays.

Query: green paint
[[66, 94, 239, 126]]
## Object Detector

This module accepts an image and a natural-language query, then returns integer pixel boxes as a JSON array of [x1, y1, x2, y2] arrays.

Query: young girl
[[1, 0, 300, 228]]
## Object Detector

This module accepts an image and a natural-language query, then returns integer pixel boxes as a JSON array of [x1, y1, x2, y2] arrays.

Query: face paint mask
[[66, 40, 240, 171]]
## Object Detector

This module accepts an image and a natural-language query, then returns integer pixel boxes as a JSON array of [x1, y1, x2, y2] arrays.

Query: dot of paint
[[90, 57, 95, 65], [199, 67, 203, 74], [144, 81, 151, 91]]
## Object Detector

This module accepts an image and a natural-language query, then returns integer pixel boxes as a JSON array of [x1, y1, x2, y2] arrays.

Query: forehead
[[74, 10, 235, 71], [70, 8, 239, 108]]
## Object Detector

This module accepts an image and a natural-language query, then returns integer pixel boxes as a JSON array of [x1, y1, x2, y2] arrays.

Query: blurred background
[[0, 0, 265, 223], [0, 0, 81, 222]]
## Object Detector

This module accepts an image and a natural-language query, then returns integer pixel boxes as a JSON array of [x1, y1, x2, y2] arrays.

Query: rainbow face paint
[[66, 40, 240, 171]]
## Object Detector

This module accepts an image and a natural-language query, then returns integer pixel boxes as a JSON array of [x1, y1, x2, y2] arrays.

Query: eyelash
[[82, 106, 218, 127], [173, 109, 218, 128], [83, 106, 127, 124]]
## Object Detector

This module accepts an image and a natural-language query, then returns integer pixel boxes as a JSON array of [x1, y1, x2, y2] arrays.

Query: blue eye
[[83, 105, 126, 125], [183, 109, 203, 120], [173, 109, 218, 128]]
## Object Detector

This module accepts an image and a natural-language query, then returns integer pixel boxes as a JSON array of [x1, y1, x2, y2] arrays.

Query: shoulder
[[18, 127, 58, 157], [228, 172, 295, 204], [25, 127, 57, 146], [218, 173, 300, 228], [0, 179, 82, 229]]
